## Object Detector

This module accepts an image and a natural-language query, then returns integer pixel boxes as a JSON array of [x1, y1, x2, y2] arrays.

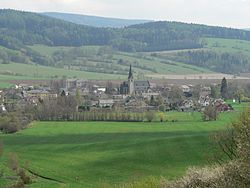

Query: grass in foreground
[[0, 111, 237, 188]]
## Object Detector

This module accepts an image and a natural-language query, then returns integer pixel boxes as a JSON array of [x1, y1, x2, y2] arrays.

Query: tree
[[159, 112, 166, 122], [76, 88, 83, 106], [105, 81, 113, 95], [145, 111, 155, 122], [211, 85, 220, 98], [168, 86, 184, 109], [220, 77, 228, 99], [202, 104, 219, 121], [0, 113, 21, 134]]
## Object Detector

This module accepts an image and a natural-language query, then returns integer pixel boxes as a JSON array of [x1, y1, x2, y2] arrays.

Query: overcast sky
[[0, 0, 249, 28]]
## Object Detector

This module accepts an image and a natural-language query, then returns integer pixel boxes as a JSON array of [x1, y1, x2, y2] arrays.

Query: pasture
[[203, 37, 250, 58], [0, 111, 239, 188], [0, 63, 126, 81]]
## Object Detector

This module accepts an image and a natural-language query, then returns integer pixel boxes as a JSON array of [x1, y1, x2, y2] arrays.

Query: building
[[120, 65, 151, 95], [65, 79, 87, 90], [98, 99, 114, 108], [0, 104, 7, 113]]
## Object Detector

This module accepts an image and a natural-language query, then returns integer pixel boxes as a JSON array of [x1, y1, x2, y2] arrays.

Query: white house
[[0, 104, 7, 112]]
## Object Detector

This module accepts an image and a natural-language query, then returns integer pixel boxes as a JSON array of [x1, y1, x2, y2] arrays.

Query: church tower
[[128, 65, 134, 95]]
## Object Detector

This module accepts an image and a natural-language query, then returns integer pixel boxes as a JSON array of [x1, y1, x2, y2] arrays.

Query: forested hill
[[129, 21, 250, 41], [42, 12, 151, 28], [1, 9, 250, 52]]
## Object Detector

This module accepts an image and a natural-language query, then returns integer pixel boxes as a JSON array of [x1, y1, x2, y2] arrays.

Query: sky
[[0, 0, 250, 28]]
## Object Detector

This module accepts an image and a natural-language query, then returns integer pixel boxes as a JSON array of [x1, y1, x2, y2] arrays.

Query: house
[[25, 90, 57, 103], [214, 99, 233, 112], [65, 79, 87, 90], [98, 99, 114, 108], [181, 85, 191, 93], [125, 98, 152, 112], [0, 90, 3, 99], [26, 90, 50, 99], [142, 92, 160, 99], [179, 99, 194, 112], [0, 104, 7, 113], [120, 65, 151, 95], [199, 96, 210, 107], [200, 87, 211, 97]]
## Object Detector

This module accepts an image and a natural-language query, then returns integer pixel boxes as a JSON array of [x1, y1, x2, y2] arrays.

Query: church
[[120, 65, 151, 95]]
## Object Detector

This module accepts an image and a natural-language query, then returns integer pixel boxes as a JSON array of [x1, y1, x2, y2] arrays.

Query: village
[[0, 65, 234, 115]]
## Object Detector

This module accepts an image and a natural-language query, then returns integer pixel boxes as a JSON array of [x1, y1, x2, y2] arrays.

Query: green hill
[[2, 9, 250, 79], [1, 9, 250, 52]]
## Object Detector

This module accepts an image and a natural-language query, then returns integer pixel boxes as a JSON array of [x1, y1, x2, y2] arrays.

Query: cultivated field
[[0, 109, 242, 188]]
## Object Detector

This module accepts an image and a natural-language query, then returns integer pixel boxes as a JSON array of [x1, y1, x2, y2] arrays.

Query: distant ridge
[[41, 12, 152, 28]]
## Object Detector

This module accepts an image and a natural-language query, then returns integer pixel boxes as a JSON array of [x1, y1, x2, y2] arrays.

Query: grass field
[[0, 63, 126, 81], [2, 37, 250, 88], [203, 37, 250, 57], [0, 110, 240, 188]]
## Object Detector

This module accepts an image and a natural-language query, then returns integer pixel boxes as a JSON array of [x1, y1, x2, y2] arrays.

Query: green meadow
[[203, 37, 250, 57], [0, 63, 126, 81], [0, 110, 241, 188]]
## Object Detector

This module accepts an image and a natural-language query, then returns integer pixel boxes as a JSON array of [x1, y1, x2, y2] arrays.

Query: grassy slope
[[30, 45, 213, 74], [0, 44, 214, 86], [0, 63, 126, 81], [148, 38, 250, 74], [115, 53, 212, 75], [3, 37, 250, 86], [203, 37, 250, 58], [0, 111, 239, 188]]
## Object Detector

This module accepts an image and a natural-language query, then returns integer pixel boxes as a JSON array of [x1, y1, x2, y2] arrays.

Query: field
[[3, 37, 250, 88], [0, 63, 126, 81], [203, 37, 250, 57], [0, 44, 214, 87], [0, 110, 241, 188]]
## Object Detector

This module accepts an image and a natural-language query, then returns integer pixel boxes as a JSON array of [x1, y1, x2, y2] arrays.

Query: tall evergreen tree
[[220, 77, 228, 99]]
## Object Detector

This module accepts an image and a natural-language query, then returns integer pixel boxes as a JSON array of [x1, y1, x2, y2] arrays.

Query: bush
[[202, 104, 219, 121], [162, 166, 223, 188], [145, 111, 155, 122], [0, 113, 21, 134], [159, 105, 165, 112]]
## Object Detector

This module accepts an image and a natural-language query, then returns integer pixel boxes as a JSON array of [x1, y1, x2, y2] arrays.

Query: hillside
[[1, 9, 250, 52], [42, 12, 151, 28], [2, 9, 250, 78]]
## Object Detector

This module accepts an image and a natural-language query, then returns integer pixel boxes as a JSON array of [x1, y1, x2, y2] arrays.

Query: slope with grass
[[203, 37, 250, 58], [0, 111, 239, 188], [0, 63, 126, 82], [0, 44, 213, 86], [149, 37, 250, 74]]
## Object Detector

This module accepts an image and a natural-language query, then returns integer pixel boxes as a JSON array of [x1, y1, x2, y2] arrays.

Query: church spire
[[128, 64, 133, 80]]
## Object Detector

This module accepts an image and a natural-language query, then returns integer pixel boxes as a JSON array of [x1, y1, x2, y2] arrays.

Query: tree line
[[163, 50, 250, 74]]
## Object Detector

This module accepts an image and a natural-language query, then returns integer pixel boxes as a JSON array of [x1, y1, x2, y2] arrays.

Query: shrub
[[0, 113, 21, 134], [202, 104, 219, 121], [162, 166, 223, 188], [145, 111, 155, 122], [159, 105, 165, 112], [159, 112, 166, 122]]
